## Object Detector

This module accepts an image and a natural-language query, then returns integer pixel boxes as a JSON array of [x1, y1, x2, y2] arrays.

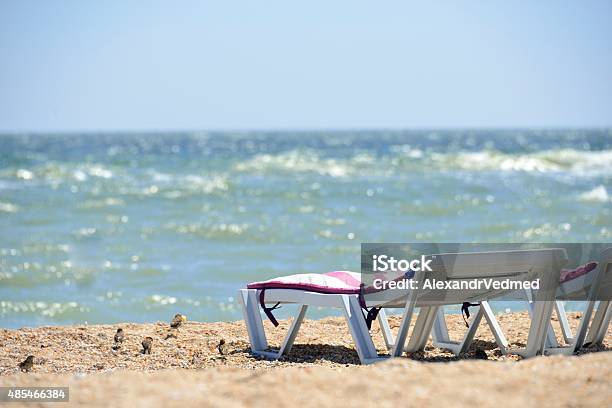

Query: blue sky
[[1, 1, 611, 132]]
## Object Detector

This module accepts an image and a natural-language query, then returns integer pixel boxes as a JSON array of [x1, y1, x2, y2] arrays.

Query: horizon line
[[1, 125, 611, 136]]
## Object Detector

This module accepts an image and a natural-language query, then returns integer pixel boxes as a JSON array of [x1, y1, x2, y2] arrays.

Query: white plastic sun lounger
[[238, 248, 567, 364], [450, 247, 611, 357], [391, 248, 567, 358], [239, 285, 386, 364], [561, 247, 612, 349]]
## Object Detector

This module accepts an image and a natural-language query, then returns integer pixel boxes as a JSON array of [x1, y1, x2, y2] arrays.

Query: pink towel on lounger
[[247, 271, 362, 294], [559, 262, 598, 283]]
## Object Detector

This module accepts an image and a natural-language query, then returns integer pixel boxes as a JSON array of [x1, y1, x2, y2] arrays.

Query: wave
[[431, 149, 612, 174], [3, 149, 610, 191], [0, 162, 231, 198], [0, 201, 19, 213], [0, 300, 88, 318], [579, 186, 611, 203], [233, 149, 357, 177], [233, 148, 612, 177]]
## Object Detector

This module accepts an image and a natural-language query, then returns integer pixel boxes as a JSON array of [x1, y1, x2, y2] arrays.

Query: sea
[[1, 130, 611, 328]]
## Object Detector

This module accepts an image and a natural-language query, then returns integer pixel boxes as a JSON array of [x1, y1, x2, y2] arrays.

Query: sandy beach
[[1, 311, 610, 407], [3, 1, 611, 407]]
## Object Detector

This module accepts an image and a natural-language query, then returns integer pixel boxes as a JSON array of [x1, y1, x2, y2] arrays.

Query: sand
[[0, 312, 610, 407]]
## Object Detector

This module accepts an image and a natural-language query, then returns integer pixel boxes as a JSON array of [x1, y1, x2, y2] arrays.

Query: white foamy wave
[[183, 174, 229, 193], [16, 169, 34, 180], [143, 170, 229, 195], [430, 149, 612, 176], [234, 148, 612, 178], [149, 294, 177, 305], [6, 163, 117, 184], [0, 300, 87, 317], [0, 201, 19, 213], [234, 149, 352, 177], [579, 186, 611, 203], [88, 165, 113, 179]]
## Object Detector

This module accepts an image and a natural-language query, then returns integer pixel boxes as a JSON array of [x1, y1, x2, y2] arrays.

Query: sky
[[1, 1, 611, 132]]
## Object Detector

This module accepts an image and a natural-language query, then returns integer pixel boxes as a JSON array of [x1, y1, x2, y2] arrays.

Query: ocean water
[[0, 130, 611, 328]]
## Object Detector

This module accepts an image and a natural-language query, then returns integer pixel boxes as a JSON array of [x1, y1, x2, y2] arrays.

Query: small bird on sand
[[114, 328, 125, 343], [217, 339, 228, 355], [112, 328, 125, 350], [18, 356, 35, 372], [142, 337, 153, 354], [170, 314, 187, 329], [141, 336, 153, 354]]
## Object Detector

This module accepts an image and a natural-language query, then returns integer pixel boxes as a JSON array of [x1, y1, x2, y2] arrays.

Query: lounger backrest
[[430, 248, 568, 280], [364, 248, 569, 307], [379, 248, 569, 306]]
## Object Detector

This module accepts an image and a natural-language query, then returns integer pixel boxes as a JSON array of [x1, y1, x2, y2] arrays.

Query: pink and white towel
[[559, 262, 598, 283], [247, 270, 362, 294]]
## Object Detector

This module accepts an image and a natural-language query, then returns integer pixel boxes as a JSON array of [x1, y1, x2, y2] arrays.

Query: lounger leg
[[430, 306, 472, 353], [432, 305, 481, 355], [512, 288, 558, 356], [435, 302, 508, 355], [383, 308, 449, 352], [341, 295, 378, 364], [554, 301, 574, 344], [431, 308, 451, 345], [405, 305, 440, 352], [518, 301, 555, 357], [594, 301, 611, 345], [569, 299, 597, 352], [377, 309, 395, 350], [527, 300, 559, 348], [544, 300, 601, 355], [585, 301, 611, 345], [238, 289, 269, 354], [481, 301, 508, 354], [391, 289, 418, 357], [278, 305, 308, 356], [457, 306, 485, 354]]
